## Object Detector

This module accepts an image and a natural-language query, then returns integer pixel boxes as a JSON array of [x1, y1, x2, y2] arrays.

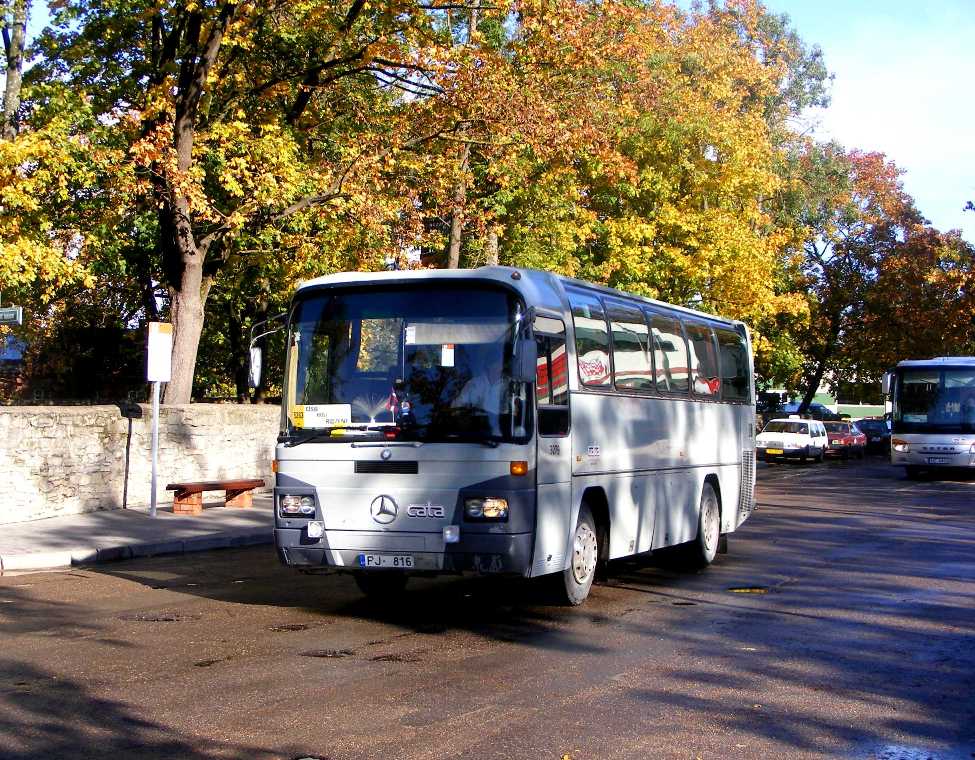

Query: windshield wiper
[[396, 425, 502, 448], [282, 423, 388, 447]]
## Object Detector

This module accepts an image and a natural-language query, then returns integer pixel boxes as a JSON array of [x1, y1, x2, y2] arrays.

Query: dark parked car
[[856, 418, 891, 453], [778, 402, 844, 421], [823, 421, 867, 459]]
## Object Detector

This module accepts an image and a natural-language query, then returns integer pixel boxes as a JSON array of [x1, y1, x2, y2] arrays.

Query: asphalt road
[[2, 457, 974, 760]]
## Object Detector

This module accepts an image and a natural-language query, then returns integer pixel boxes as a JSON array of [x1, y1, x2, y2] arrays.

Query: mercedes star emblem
[[370, 495, 398, 524]]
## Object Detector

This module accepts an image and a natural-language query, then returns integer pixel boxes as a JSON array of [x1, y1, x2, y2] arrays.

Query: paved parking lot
[[1, 457, 973, 759]]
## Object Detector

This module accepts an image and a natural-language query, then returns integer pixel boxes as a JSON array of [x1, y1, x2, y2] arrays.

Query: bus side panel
[[530, 482, 571, 577]]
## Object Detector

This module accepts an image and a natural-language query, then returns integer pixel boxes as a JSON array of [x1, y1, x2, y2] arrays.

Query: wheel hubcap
[[702, 497, 719, 555], [572, 523, 598, 584]]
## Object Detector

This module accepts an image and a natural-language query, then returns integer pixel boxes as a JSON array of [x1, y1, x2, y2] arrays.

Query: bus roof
[[894, 357, 975, 368], [296, 266, 744, 330]]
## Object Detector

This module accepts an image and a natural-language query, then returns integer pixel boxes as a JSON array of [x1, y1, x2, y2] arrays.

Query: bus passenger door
[[531, 318, 573, 577]]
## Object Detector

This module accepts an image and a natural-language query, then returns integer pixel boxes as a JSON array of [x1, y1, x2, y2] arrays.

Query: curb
[[0, 530, 273, 574]]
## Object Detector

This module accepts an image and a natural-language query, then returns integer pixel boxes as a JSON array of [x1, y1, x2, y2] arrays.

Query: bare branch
[[370, 68, 444, 96]]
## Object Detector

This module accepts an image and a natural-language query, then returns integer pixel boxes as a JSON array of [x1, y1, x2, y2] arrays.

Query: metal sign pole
[[150, 380, 160, 517], [146, 322, 172, 518]]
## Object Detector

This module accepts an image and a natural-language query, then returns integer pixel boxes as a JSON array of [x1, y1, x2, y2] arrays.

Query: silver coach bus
[[270, 267, 756, 604], [886, 356, 975, 478]]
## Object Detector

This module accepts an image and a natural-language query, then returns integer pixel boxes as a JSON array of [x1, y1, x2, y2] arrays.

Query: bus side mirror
[[249, 346, 262, 389], [513, 337, 538, 384], [882, 372, 892, 396]]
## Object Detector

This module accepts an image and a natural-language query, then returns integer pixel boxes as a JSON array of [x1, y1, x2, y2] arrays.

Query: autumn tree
[[854, 227, 975, 370], [781, 143, 924, 411]]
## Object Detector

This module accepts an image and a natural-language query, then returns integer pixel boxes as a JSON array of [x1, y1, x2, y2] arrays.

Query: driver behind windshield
[[452, 344, 504, 430]]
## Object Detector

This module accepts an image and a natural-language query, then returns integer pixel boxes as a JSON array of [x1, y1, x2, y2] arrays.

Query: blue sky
[[764, 0, 975, 242]]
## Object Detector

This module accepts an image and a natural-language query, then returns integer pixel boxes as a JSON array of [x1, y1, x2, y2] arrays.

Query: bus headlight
[[464, 497, 509, 521], [892, 438, 910, 453], [280, 494, 316, 517]]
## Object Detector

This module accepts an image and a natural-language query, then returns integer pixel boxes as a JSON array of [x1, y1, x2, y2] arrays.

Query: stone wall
[[0, 404, 280, 524]]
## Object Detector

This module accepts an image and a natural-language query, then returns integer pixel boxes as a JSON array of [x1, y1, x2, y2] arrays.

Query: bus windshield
[[894, 367, 975, 434], [283, 284, 530, 443]]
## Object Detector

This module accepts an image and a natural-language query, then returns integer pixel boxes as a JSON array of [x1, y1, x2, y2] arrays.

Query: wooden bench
[[165, 478, 266, 515]]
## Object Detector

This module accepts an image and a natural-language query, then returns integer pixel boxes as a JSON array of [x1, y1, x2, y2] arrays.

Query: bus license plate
[[766, 448, 784, 455], [358, 554, 414, 569], [927, 457, 948, 465]]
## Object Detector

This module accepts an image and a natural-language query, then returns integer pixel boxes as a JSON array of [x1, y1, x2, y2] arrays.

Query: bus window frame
[[714, 325, 752, 405], [603, 297, 655, 396], [533, 313, 571, 437], [565, 287, 614, 392], [644, 308, 691, 400], [683, 320, 722, 402]]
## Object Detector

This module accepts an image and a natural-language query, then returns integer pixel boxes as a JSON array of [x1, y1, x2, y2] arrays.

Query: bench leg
[[173, 491, 203, 515], [225, 489, 253, 508]]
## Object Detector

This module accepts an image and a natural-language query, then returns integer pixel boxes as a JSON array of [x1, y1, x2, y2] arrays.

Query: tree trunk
[[156, 3, 236, 403], [445, 5, 478, 270], [2, 0, 28, 141], [446, 142, 470, 269], [164, 258, 209, 403], [484, 224, 499, 265], [798, 360, 826, 415]]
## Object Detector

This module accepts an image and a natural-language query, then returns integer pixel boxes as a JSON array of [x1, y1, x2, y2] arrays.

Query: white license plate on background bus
[[358, 554, 415, 569], [927, 457, 949, 465]]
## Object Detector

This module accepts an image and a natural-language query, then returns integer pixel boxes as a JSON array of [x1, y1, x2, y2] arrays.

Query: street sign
[[0, 306, 23, 326], [147, 322, 173, 382]]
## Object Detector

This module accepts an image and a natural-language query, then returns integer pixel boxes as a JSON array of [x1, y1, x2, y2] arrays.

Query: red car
[[823, 421, 867, 459]]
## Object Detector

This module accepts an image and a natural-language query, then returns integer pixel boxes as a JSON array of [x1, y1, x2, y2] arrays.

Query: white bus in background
[[886, 357, 975, 478], [266, 267, 756, 605]]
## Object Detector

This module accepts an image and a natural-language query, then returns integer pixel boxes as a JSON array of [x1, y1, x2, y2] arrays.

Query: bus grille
[[355, 461, 419, 474], [738, 450, 756, 519]]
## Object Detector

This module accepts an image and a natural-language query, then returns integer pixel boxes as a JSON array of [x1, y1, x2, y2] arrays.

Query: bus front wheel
[[558, 504, 599, 606]]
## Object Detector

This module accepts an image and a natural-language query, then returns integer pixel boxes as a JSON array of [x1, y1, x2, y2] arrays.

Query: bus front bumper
[[892, 449, 975, 468], [275, 528, 534, 576]]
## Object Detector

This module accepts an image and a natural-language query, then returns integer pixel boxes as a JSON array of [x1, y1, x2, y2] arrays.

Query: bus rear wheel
[[685, 482, 721, 569], [353, 571, 408, 600], [557, 504, 599, 606]]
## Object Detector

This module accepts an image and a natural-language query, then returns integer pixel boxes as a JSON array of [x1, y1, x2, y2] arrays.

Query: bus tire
[[558, 503, 599, 606], [353, 571, 408, 600], [686, 482, 721, 569]]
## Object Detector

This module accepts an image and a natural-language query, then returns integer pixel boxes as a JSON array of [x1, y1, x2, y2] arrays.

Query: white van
[[756, 418, 828, 462]]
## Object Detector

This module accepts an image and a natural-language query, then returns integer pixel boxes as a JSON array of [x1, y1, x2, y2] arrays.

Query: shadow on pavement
[[0, 658, 274, 759]]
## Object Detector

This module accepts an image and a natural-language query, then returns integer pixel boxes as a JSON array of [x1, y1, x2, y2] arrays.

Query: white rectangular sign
[[147, 322, 173, 382], [0, 306, 23, 326], [291, 404, 352, 429]]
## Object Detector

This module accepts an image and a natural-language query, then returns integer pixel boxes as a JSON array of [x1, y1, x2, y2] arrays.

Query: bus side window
[[715, 328, 750, 402], [606, 300, 653, 392], [567, 290, 611, 389], [685, 322, 720, 398], [534, 316, 570, 436], [647, 313, 689, 394]]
